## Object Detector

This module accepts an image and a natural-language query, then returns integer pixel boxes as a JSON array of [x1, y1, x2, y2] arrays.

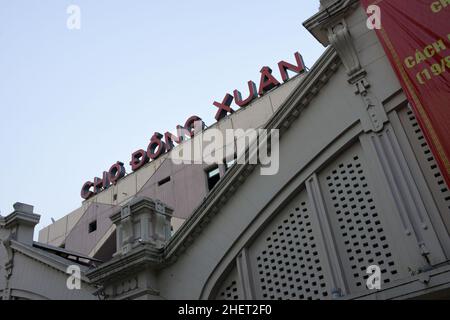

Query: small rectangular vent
[[88, 220, 97, 233], [158, 176, 171, 186]]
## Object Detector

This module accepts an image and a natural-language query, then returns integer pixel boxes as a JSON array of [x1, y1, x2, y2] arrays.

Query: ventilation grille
[[255, 199, 329, 300], [324, 154, 400, 290], [215, 268, 242, 300], [218, 280, 240, 300], [403, 108, 450, 211]]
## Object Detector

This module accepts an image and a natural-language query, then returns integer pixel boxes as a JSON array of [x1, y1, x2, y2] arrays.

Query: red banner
[[361, 0, 450, 186]]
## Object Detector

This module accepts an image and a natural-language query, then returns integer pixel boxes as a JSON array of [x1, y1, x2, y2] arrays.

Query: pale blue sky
[[0, 1, 325, 233]]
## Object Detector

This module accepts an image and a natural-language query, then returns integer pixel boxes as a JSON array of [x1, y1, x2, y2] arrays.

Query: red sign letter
[[213, 94, 234, 121], [184, 115, 205, 137], [233, 81, 258, 107], [130, 149, 149, 171], [278, 52, 306, 82], [109, 161, 126, 185], [93, 177, 104, 194], [258, 67, 280, 96], [81, 181, 94, 200], [147, 133, 167, 160]]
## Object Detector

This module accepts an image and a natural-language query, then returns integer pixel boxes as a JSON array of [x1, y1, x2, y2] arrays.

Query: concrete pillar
[[110, 197, 173, 255]]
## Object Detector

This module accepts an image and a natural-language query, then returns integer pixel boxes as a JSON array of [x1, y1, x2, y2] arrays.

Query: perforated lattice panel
[[322, 147, 400, 292], [252, 191, 330, 300], [399, 107, 450, 213], [218, 280, 240, 300], [215, 267, 243, 300]]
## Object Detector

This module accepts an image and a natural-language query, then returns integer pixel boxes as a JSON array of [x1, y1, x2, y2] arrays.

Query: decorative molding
[[86, 245, 163, 283], [1, 211, 40, 229], [114, 276, 139, 297], [363, 126, 447, 266], [119, 287, 162, 300], [306, 0, 387, 134], [2, 288, 11, 300], [353, 77, 388, 133], [1, 234, 13, 280], [328, 20, 387, 133], [319, 12, 387, 134], [111, 197, 173, 257], [87, 243, 162, 298], [236, 248, 255, 299], [93, 285, 109, 300], [306, 174, 347, 298], [303, 0, 360, 46], [327, 20, 361, 77]]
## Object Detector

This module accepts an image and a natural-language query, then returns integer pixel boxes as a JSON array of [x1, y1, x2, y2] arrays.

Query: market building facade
[[1, 0, 450, 300]]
